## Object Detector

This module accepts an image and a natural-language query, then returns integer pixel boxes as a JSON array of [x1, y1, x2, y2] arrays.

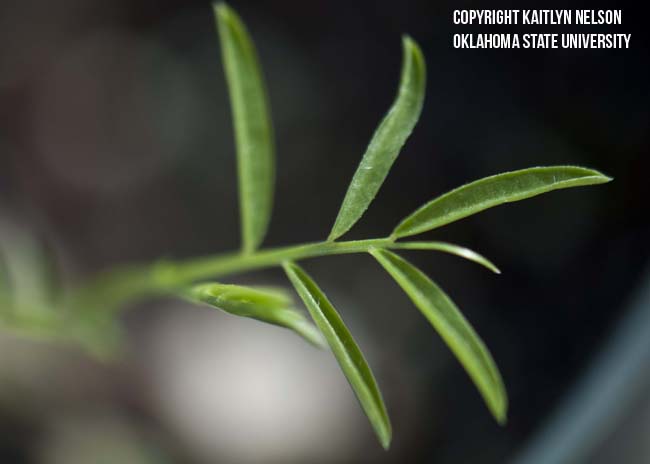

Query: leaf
[[0, 230, 60, 311], [393, 166, 612, 238], [187, 282, 325, 348], [390, 241, 500, 274], [215, 3, 275, 253], [328, 36, 426, 241], [283, 261, 392, 449], [72, 313, 126, 362], [370, 248, 507, 424]]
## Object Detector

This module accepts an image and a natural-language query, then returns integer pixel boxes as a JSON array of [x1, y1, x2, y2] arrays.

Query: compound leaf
[[215, 3, 275, 253], [329, 36, 426, 241], [283, 261, 392, 449], [188, 282, 325, 348], [370, 248, 507, 424], [393, 166, 612, 238]]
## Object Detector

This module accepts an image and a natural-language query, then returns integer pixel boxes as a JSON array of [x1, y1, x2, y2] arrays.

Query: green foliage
[[284, 261, 392, 449], [370, 248, 506, 423], [1, 232, 57, 311], [0, 2, 612, 450], [0, 233, 122, 357], [329, 36, 426, 241], [186, 282, 325, 347], [393, 166, 611, 239], [215, 3, 275, 253]]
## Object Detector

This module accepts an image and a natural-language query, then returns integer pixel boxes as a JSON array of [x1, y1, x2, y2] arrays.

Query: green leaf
[[187, 282, 325, 348], [0, 231, 60, 311], [393, 166, 612, 239], [283, 261, 392, 449], [215, 3, 275, 253], [72, 313, 126, 362], [328, 36, 426, 241], [370, 248, 507, 424], [390, 241, 500, 274]]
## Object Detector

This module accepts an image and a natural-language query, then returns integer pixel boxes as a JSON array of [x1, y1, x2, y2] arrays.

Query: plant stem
[[73, 237, 395, 312], [171, 237, 394, 283]]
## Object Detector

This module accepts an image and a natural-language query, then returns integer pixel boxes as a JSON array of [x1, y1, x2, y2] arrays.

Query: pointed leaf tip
[[328, 37, 426, 241], [213, 2, 229, 16], [215, 3, 275, 253], [393, 166, 611, 239], [283, 262, 392, 449], [370, 248, 508, 423]]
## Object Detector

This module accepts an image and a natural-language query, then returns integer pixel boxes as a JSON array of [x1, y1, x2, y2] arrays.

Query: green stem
[[73, 238, 395, 312], [72, 236, 503, 314], [171, 238, 394, 283]]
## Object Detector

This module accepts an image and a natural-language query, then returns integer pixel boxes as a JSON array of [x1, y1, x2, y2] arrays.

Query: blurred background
[[0, 0, 648, 462]]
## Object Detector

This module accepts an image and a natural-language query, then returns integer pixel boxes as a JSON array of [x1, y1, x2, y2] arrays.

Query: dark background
[[0, 0, 648, 463]]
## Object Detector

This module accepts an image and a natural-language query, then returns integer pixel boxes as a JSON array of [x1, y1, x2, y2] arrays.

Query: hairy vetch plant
[[0, 3, 611, 450]]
